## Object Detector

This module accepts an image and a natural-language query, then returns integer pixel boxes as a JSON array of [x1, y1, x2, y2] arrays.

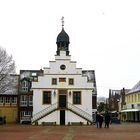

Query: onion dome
[[56, 28, 70, 43], [56, 17, 70, 56]]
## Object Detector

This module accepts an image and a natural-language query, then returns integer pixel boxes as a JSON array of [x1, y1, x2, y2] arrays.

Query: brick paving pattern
[[0, 123, 140, 140]]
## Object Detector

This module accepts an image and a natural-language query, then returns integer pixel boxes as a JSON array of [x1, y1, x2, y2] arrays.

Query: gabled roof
[[128, 81, 140, 94], [1, 89, 18, 95]]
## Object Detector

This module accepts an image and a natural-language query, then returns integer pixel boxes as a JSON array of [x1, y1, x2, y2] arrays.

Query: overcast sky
[[0, 0, 140, 97]]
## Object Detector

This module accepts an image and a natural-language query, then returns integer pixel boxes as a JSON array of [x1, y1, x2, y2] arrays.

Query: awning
[[121, 109, 140, 112]]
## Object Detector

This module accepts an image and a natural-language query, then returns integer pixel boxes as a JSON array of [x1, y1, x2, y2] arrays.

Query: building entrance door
[[59, 90, 67, 125], [60, 110, 65, 125], [58, 90, 67, 109]]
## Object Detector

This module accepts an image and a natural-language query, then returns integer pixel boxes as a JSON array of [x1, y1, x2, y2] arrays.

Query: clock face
[[60, 64, 66, 70]]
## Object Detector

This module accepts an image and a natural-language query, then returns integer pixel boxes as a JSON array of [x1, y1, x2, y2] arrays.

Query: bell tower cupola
[[56, 17, 70, 56]]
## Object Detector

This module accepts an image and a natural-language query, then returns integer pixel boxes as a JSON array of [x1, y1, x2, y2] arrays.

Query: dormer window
[[21, 80, 29, 92]]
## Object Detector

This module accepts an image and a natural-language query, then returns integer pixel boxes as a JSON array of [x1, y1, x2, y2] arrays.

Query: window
[[135, 94, 137, 102], [31, 76, 38, 81], [132, 104, 134, 109], [69, 78, 74, 85], [5, 97, 10, 103], [43, 91, 51, 104], [73, 91, 81, 104], [20, 95, 27, 106], [31, 72, 37, 76], [33, 77, 38, 81], [21, 80, 29, 92], [31, 73, 38, 81], [138, 94, 140, 102], [59, 78, 66, 82], [52, 78, 57, 85], [0, 97, 4, 104], [11, 97, 17, 104], [29, 95, 33, 106], [20, 111, 32, 117]]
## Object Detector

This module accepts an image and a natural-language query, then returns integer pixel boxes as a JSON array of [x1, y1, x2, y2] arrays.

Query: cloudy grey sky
[[0, 0, 140, 97]]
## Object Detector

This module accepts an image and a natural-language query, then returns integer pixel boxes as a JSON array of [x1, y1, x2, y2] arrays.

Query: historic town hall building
[[31, 19, 97, 125]]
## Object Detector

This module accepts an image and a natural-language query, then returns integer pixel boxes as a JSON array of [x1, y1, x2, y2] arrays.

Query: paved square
[[0, 123, 140, 140]]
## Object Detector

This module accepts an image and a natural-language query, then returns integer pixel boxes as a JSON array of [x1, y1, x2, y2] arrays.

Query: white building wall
[[32, 51, 94, 124], [33, 75, 93, 89], [38, 111, 59, 125], [37, 110, 90, 125], [33, 89, 92, 115], [66, 110, 88, 124], [33, 89, 58, 115]]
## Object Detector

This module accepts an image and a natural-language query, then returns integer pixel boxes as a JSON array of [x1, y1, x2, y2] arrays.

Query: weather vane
[[61, 16, 64, 27]]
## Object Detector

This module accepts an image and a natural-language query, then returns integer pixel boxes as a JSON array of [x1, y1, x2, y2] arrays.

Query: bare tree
[[0, 47, 16, 94]]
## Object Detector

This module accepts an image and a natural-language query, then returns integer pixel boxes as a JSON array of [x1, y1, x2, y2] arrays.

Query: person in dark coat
[[95, 112, 100, 128], [104, 111, 111, 128], [98, 113, 104, 128]]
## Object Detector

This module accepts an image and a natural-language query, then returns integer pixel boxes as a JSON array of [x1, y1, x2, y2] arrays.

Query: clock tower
[[32, 18, 97, 125], [56, 17, 70, 56]]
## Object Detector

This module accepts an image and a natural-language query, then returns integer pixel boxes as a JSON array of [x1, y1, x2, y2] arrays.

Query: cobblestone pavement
[[0, 123, 140, 140]]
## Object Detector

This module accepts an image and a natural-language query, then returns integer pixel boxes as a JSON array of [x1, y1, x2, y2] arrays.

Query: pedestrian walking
[[95, 112, 100, 128], [104, 111, 111, 128], [98, 113, 104, 128]]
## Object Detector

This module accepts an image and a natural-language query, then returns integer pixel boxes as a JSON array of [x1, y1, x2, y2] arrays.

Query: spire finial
[[61, 16, 64, 28]]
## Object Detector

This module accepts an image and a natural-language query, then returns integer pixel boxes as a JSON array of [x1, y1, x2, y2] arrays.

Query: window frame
[[59, 78, 66, 82], [21, 80, 29, 92], [11, 97, 17, 104], [43, 91, 51, 104], [0, 97, 4, 104], [20, 95, 28, 106], [73, 91, 81, 105], [29, 95, 33, 106], [5, 97, 10, 104], [68, 78, 74, 85], [52, 78, 57, 85]]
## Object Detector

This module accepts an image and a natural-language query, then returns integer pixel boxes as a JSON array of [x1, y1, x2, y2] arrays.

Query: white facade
[[31, 27, 96, 125]]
